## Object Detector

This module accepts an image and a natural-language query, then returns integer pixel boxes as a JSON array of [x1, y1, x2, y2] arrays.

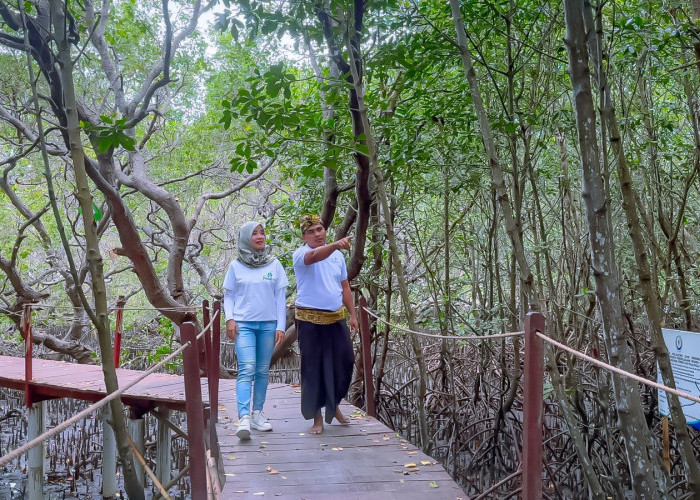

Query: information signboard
[[658, 328, 700, 430]]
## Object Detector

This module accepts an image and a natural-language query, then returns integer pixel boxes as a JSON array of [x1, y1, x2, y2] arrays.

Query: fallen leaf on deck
[[404, 463, 417, 468], [299, 433, 305, 436], [269, 469, 279, 475], [281, 476, 287, 480], [382, 435, 390, 441], [429, 481, 438, 488], [261, 441, 269, 444], [226, 456, 237, 460], [421, 461, 431, 465], [253, 492, 265, 496], [331, 447, 344, 451], [407, 451, 417, 455], [225, 473, 236, 477]]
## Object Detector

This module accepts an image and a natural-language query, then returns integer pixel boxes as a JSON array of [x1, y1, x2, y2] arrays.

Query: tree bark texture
[[49, 2, 143, 496], [584, 2, 700, 492], [563, 0, 667, 496], [448, 0, 537, 311]]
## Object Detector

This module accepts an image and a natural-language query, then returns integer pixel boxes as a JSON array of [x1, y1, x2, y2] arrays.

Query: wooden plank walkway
[[216, 383, 466, 499], [0, 355, 234, 412]]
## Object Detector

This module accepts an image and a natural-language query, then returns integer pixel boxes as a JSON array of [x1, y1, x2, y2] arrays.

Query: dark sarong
[[297, 319, 354, 424]]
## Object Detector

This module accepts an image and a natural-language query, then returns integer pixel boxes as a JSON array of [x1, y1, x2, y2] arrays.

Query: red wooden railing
[[107, 299, 223, 499], [22, 303, 33, 408], [523, 311, 545, 500], [113, 296, 125, 368], [180, 320, 208, 499]]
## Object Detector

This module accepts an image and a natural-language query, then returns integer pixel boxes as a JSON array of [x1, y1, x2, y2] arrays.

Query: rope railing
[[536, 331, 700, 405], [0, 310, 219, 469], [15, 303, 199, 313], [362, 307, 524, 340]]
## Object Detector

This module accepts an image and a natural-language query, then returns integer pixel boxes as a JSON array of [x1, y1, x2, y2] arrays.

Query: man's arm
[[304, 237, 351, 265], [341, 279, 358, 332]]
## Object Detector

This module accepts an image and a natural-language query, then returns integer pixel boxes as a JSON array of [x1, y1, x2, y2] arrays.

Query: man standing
[[293, 215, 358, 435]]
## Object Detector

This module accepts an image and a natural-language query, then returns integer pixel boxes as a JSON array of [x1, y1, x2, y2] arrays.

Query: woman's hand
[[226, 319, 238, 340], [275, 329, 285, 346]]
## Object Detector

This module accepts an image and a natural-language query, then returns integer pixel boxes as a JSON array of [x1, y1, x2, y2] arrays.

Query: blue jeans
[[235, 321, 276, 418]]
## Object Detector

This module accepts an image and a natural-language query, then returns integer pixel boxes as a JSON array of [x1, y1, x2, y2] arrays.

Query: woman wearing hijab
[[223, 221, 288, 439]]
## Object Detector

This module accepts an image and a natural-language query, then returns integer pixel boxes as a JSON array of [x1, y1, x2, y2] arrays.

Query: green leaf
[[98, 137, 114, 154], [355, 143, 370, 157], [245, 158, 257, 173], [92, 202, 103, 222], [119, 134, 136, 151]]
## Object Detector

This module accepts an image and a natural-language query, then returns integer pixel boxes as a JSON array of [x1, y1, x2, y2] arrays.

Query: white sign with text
[[658, 328, 700, 430]]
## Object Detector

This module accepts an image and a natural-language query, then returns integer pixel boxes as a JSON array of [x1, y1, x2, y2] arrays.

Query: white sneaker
[[251, 410, 273, 432], [236, 415, 251, 439]]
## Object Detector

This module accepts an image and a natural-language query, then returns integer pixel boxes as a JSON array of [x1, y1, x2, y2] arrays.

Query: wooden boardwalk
[[216, 383, 466, 499], [0, 355, 232, 412], [0, 354, 466, 498]]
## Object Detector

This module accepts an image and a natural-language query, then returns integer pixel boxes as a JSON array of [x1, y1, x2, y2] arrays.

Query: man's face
[[302, 223, 327, 249]]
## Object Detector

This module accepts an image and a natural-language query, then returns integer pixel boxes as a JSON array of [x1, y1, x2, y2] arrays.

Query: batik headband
[[300, 214, 323, 233]]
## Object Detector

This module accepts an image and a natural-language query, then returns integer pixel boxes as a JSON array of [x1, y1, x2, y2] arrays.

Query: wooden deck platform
[[0, 354, 466, 498], [0, 355, 233, 413], [216, 384, 466, 499]]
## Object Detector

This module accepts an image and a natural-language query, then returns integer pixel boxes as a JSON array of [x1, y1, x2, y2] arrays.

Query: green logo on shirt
[[263, 272, 273, 280]]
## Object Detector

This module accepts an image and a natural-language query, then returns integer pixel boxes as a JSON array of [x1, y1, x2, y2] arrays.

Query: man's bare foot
[[334, 406, 349, 425], [310, 412, 324, 435]]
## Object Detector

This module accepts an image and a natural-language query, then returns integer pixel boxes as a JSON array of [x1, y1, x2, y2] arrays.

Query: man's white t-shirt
[[293, 244, 347, 311], [223, 259, 288, 331]]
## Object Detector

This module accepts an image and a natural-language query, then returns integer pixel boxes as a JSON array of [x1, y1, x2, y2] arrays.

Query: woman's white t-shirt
[[223, 259, 288, 331]]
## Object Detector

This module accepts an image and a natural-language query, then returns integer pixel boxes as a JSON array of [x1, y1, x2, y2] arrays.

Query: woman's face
[[251, 225, 266, 250]]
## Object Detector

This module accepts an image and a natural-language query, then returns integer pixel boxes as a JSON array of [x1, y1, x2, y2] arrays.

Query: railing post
[[113, 295, 125, 368], [26, 400, 44, 500], [358, 297, 376, 417], [22, 304, 33, 407], [181, 321, 208, 500], [104, 296, 124, 497], [523, 311, 545, 500], [102, 407, 117, 498], [202, 300, 212, 381], [211, 300, 221, 423]]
